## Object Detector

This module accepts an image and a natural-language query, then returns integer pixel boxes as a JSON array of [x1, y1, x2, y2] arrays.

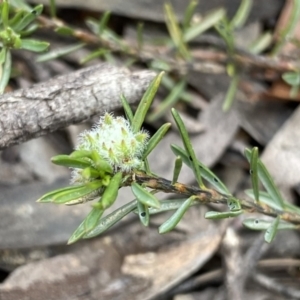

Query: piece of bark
[[0, 254, 90, 300], [0, 64, 155, 150]]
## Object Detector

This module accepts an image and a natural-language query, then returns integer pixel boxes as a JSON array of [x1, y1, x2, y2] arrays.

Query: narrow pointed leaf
[[68, 206, 103, 244], [137, 22, 144, 52], [49, 0, 56, 18], [182, 0, 198, 31], [142, 123, 171, 159], [70, 150, 92, 158], [84, 206, 104, 233], [132, 72, 164, 133], [98, 11, 111, 35], [120, 94, 134, 123], [13, 5, 43, 32], [249, 31, 272, 54], [131, 182, 160, 208], [36, 43, 84, 61], [171, 144, 230, 193], [20, 39, 49, 52], [137, 202, 150, 226], [244, 148, 285, 209], [245, 189, 300, 214], [249, 147, 259, 203], [243, 218, 298, 231], [171, 109, 204, 188], [144, 198, 197, 214], [223, 73, 239, 111], [184, 8, 226, 42], [205, 210, 242, 219], [0, 48, 11, 94], [147, 80, 186, 122], [51, 155, 92, 169], [1, 0, 9, 28], [172, 156, 182, 184], [37, 180, 102, 204], [230, 0, 252, 29], [100, 172, 122, 209], [84, 200, 137, 239], [164, 3, 190, 59], [264, 216, 280, 243], [159, 196, 194, 233]]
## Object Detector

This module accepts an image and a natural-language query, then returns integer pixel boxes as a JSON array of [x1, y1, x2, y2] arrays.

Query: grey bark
[[0, 63, 156, 150]]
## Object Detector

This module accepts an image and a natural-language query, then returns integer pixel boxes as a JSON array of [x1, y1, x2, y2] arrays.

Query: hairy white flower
[[76, 113, 149, 173]]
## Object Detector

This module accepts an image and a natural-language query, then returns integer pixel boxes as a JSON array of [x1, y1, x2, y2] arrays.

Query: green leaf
[[205, 210, 242, 219], [264, 216, 280, 243], [215, 18, 234, 52], [37, 180, 102, 204], [98, 11, 111, 35], [243, 218, 298, 231], [137, 22, 144, 52], [81, 167, 101, 180], [164, 3, 190, 59], [55, 26, 75, 36], [8, 10, 27, 29], [147, 79, 186, 122], [10, 0, 32, 11], [271, 0, 300, 56], [141, 198, 197, 214], [13, 5, 43, 32], [244, 148, 285, 209], [184, 8, 226, 42], [80, 48, 108, 64], [51, 155, 92, 169], [171, 144, 230, 194], [83, 200, 138, 239], [222, 73, 239, 111], [182, 0, 198, 31], [99, 172, 122, 209], [131, 182, 160, 208], [49, 0, 56, 18], [0, 48, 11, 94], [230, 0, 252, 29], [132, 71, 164, 133], [84, 205, 104, 233], [249, 147, 260, 203], [68, 205, 103, 244], [282, 72, 300, 86], [36, 43, 85, 61], [0, 48, 6, 64], [248, 31, 272, 54], [20, 39, 49, 52], [172, 156, 182, 184], [137, 201, 150, 226], [158, 196, 194, 233], [171, 109, 204, 189], [1, 0, 9, 28], [120, 94, 134, 123], [245, 189, 300, 214], [142, 123, 171, 159], [245, 190, 281, 210]]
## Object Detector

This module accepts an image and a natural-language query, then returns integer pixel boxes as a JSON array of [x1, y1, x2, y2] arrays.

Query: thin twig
[[37, 15, 300, 76], [125, 171, 300, 225]]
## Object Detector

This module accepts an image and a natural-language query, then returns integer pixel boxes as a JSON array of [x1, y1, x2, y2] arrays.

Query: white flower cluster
[[76, 113, 149, 173]]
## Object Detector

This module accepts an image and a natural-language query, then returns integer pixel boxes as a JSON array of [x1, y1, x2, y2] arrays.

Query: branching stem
[[125, 171, 300, 226]]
